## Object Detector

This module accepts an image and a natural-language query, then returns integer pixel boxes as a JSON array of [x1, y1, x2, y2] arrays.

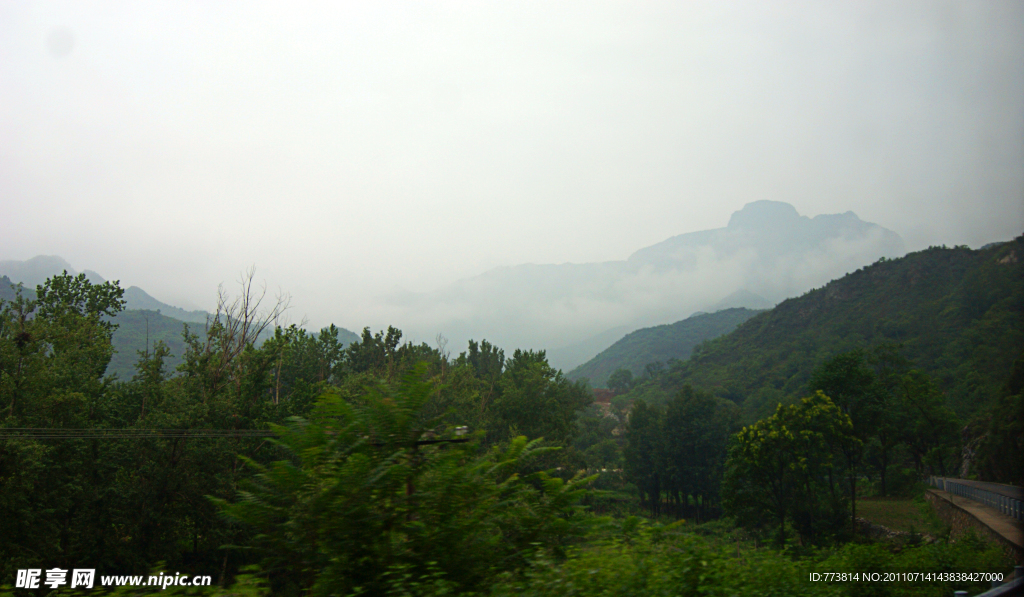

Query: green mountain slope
[[0, 276, 17, 304], [121, 286, 210, 323], [567, 308, 765, 387], [0, 255, 213, 323], [633, 238, 1023, 421], [546, 324, 632, 373], [2, 275, 362, 380], [107, 310, 203, 379]]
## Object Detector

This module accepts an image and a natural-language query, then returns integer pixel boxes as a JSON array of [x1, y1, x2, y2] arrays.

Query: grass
[[856, 496, 948, 536]]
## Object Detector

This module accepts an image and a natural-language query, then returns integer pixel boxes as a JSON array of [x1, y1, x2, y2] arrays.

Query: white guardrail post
[[929, 477, 1023, 522]]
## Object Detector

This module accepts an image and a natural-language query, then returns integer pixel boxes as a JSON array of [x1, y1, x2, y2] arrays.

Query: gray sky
[[2, 1, 1022, 335]]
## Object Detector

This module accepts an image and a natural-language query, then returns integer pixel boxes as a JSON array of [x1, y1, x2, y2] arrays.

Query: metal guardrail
[[929, 477, 1024, 522]]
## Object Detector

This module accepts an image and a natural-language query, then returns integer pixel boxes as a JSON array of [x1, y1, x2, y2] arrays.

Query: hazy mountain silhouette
[[0, 256, 211, 323], [389, 201, 905, 367], [567, 307, 765, 388], [121, 286, 210, 324], [0, 255, 78, 288], [0, 261, 361, 379]]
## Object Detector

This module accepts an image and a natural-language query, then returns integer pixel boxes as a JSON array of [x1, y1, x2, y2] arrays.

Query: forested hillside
[[624, 237, 1023, 422], [568, 308, 764, 387], [106, 310, 202, 378], [0, 273, 593, 592], [2, 277, 360, 379], [106, 310, 359, 379], [0, 260, 1017, 595]]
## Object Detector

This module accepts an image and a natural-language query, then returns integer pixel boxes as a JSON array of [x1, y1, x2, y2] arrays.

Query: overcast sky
[[2, 1, 1022, 333]]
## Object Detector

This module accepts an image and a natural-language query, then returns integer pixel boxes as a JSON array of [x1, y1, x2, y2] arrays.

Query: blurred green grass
[[857, 497, 947, 536]]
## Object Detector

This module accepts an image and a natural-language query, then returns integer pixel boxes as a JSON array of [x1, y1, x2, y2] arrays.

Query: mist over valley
[[3, 200, 908, 374], [1, 3, 1021, 592]]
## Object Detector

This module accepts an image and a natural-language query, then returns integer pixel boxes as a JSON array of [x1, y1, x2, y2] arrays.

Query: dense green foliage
[[1, 239, 1018, 596], [567, 308, 764, 388], [619, 239, 1024, 422], [489, 526, 1006, 597], [965, 353, 1024, 485], [623, 386, 738, 520], [4, 272, 360, 381], [0, 273, 594, 589], [723, 392, 857, 545], [106, 309, 204, 379], [109, 310, 358, 380], [216, 367, 594, 596]]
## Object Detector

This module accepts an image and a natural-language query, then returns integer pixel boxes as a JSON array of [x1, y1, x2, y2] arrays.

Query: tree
[[723, 392, 857, 545], [488, 349, 591, 446], [0, 274, 150, 579], [215, 364, 594, 595], [971, 353, 1024, 484], [644, 361, 665, 380], [864, 344, 913, 496], [661, 386, 738, 521], [35, 270, 126, 333], [623, 400, 664, 516], [459, 339, 505, 383], [179, 268, 289, 406], [607, 368, 634, 394], [899, 370, 960, 476], [809, 350, 881, 532]]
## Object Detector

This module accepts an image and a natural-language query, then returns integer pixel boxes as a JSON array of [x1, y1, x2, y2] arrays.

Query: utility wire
[[0, 428, 274, 439], [0, 428, 470, 445]]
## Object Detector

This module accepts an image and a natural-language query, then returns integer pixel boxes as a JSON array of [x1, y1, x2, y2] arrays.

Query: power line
[[0, 428, 470, 445], [0, 428, 274, 439]]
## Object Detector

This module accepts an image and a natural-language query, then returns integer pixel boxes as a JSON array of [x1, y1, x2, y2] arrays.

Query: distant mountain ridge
[[0, 255, 78, 288], [105, 309, 360, 379], [625, 201, 905, 302], [0, 256, 211, 323], [121, 287, 210, 324], [567, 308, 765, 387], [629, 236, 1024, 422], [392, 201, 905, 368], [0, 276, 17, 304], [0, 259, 360, 379]]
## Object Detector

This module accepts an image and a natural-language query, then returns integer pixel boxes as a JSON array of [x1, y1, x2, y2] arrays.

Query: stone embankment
[[925, 489, 1024, 565]]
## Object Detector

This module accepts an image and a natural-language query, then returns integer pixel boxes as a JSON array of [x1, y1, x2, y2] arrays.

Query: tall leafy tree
[[215, 364, 594, 595], [623, 399, 664, 516], [864, 344, 913, 496], [970, 353, 1024, 484], [607, 368, 634, 394], [899, 369, 960, 476], [661, 386, 738, 521], [723, 392, 857, 545], [808, 350, 881, 531], [0, 273, 126, 578], [488, 349, 591, 446]]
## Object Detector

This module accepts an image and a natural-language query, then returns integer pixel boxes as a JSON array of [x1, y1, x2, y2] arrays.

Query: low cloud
[[385, 202, 906, 359]]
